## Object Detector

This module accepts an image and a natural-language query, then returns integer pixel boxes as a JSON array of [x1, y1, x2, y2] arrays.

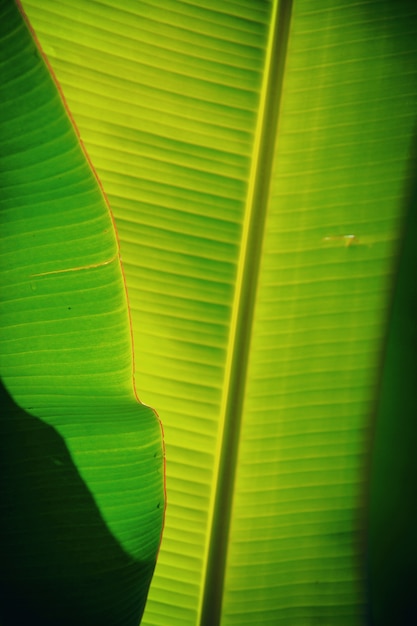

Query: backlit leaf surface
[[7, 0, 417, 624]]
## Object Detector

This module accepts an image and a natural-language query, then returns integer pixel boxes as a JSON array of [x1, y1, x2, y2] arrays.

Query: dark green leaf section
[[0, 381, 154, 626], [366, 140, 417, 626], [0, 0, 165, 622]]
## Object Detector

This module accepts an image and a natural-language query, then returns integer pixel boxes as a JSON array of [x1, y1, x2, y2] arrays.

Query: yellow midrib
[[196, 1, 294, 624]]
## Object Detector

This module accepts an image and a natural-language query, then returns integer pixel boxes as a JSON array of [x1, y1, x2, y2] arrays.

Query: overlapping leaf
[[4, 0, 417, 624], [0, 1, 164, 623]]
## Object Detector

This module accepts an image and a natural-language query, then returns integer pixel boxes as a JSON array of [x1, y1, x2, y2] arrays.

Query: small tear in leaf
[[322, 234, 359, 247], [30, 255, 118, 278]]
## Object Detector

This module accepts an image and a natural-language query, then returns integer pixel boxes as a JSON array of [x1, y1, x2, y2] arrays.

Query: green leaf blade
[[0, 0, 131, 402], [18, 3, 274, 623], [13, 0, 417, 624], [0, 1, 165, 622], [221, 1, 417, 624]]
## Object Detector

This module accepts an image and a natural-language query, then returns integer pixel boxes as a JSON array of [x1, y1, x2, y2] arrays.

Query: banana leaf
[[0, 1, 164, 624], [2, 0, 417, 625]]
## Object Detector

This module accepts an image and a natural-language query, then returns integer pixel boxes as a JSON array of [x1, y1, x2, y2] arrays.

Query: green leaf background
[[2, 0, 417, 624]]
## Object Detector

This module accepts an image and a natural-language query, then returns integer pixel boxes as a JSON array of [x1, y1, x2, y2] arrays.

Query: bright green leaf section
[[1, 0, 128, 402], [18, 1, 274, 623], [0, 0, 164, 589]]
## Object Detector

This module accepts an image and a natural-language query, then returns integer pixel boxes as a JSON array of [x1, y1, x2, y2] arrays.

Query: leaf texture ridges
[[0, 2, 165, 622], [18, 1, 417, 625]]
